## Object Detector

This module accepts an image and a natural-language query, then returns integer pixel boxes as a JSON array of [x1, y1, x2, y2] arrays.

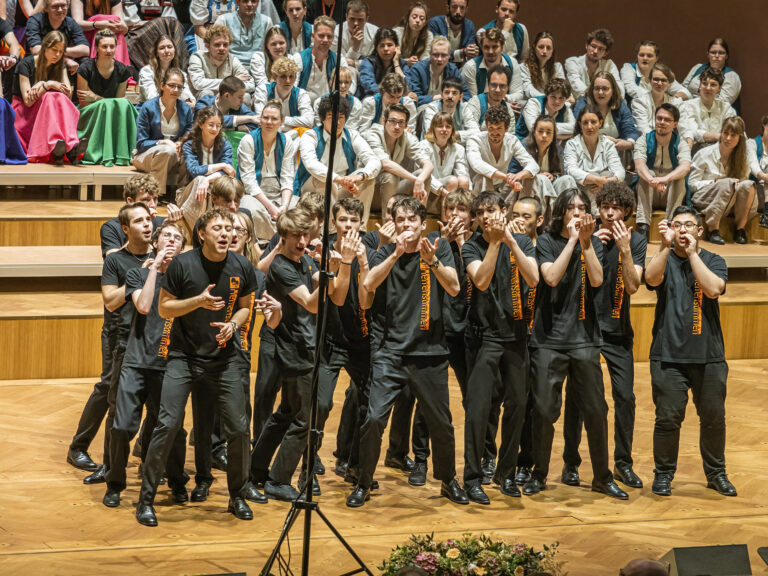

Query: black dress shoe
[[592, 480, 629, 500], [465, 484, 490, 505], [440, 478, 469, 505], [384, 454, 415, 472], [244, 481, 268, 504], [707, 473, 737, 496], [228, 497, 253, 520], [500, 479, 521, 497], [67, 448, 100, 471], [211, 451, 228, 471], [190, 482, 212, 502], [103, 489, 121, 508], [83, 464, 107, 484], [614, 464, 643, 488], [522, 477, 546, 495], [314, 456, 325, 475], [264, 480, 301, 502], [52, 139, 67, 165], [334, 459, 348, 477], [136, 504, 157, 527], [760, 211, 768, 229], [708, 230, 726, 245], [346, 486, 370, 508], [481, 457, 495, 486], [408, 461, 427, 486], [652, 473, 673, 496], [171, 484, 189, 504], [298, 470, 321, 496], [515, 466, 532, 486], [561, 465, 580, 486], [636, 223, 650, 239], [734, 228, 748, 244]]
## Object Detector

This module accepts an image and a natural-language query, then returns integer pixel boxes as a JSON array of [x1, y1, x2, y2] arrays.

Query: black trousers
[[650, 360, 728, 481], [358, 353, 456, 489], [250, 362, 313, 485], [192, 361, 250, 485], [69, 322, 114, 453], [463, 338, 529, 487], [107, 366, 187, 491], [529, 346, 612, 485], [517, 392, 535, 469], [335, 384, 358, 462], [139, 356, 249, 505], [316, 342, 371, 470], [103, 344, 127, 471], [252, 336, 281, 441], [563, 337, 636, 468]]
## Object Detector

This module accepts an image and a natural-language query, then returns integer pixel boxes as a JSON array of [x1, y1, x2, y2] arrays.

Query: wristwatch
[[429, 258, 440, 270]]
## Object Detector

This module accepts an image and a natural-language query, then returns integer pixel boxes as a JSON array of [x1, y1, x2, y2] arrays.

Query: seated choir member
[[214, 0, 273, 69], [133, 67, 195, 195], [406, 35, 466, 107], [461, 27, 523, 111], [313, 67, 363, 127], [427, 0, 478, 66], [516, 77, 574, 140], [187, 25, 254, 101], [195, 75, 258, 133], [25, 0, 90, 78], [422, 111, 471, 210], [565, 28, 624, 100], [264, 56, 313, 134], [747, 114, 768, 228], [630, 63, 683, 135], [477, 0, 529, 62], [353, 72, 417, 133], [12, 31, 85, 164], [572, 71, 639, 153], [121, 0, 187, 73], [464, 65, 514, 134], [280, 0, 312, 55], [681, 38, 741, 109], [76, 29, 137, 166], [678, 68, 736, 154], [237, 100, 299, 240], [619, 40, 689, 103], [689, 116, 756, 245], [562, 106, 625, 214], [633, 103, 692, 238], [358, 27, 411, 98], [138, 34, 195, 106], [292, 15, 354, 102], [521, 31, 565, 101], [250, 25, 288, 108], [70, 0, 130, 66], [0, 15, 22, 99], [334, 0, 378, 70], [421, 77, 471, 143], [393, 1, 433, 65]]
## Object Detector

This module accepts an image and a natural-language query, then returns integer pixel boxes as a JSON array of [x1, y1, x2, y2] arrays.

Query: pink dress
[[13, 92, 81, 163], [85, 15, 131, 68]]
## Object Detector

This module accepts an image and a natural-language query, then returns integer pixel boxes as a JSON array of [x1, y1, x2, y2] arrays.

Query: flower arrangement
[[379, 533, 565, 576]]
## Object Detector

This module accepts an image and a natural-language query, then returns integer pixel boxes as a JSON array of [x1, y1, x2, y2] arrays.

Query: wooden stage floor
[[1, 361, 768, 575]]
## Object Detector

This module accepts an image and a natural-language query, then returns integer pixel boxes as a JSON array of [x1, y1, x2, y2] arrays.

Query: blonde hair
[[425, 111, 458, 144], [206, 25, 232, 43], [270, 56, 299, 79]]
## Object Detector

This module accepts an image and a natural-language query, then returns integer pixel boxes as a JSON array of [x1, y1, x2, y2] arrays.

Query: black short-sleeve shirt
[[529, 232, 604, 349], [235, 265, 266, 365], [362, 230, 380, 251], [428, 230, 469, 335], [595, 231, 647, 339], [12, 55, 36, 99], [370, 238, 455, 356], [101, 247, 153, 346], [648, 248, 727, 363], [122, 267, 172, 371], [99, 216, 165, 259], [77, 58, 132, 99], [25, 14, 88, 50], [267, 253, 316, 372], [0, 17, 13, 39], [161, 248, 258, 362], [326, 239, 374, 350], [462, 232, 536, 342]]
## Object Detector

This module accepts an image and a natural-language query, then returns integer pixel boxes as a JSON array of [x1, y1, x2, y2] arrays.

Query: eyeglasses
[[671, 221, 698, 230], [233, 226, 248, 236], [386, 119, 406, 127], [50, 4, 68, 10], [593, 86, 611, 93], [488, 82, 507, 90], [160, 232, 184, 241], [165, 83, 184, 90]]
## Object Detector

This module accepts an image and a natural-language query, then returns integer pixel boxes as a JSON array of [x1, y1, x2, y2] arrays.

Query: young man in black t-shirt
[[645, 205, 735, 497], [136, 208, 259, 527], [250, 208, 324, 502], [462, 191, 539, 503], [81, 202, 155, 485], [103, 221, 187, 508], [561, 183, 647, 490], [525, 189, 628, 500], [67, 175, 181, 474], [346, 196, 468, 508]]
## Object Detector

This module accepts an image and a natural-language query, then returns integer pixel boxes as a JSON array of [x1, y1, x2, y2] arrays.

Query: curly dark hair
[[485, 103, 511, 129], [596, 181, 635, 221]]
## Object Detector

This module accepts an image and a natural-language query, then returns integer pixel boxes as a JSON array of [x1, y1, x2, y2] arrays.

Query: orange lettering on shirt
[[419, 259, 431, 331], [692, 280, 703, 335], [612, 252, 624, 319]]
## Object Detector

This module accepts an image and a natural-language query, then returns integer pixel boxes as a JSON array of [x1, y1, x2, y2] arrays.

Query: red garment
[[12, 92, 80, 163], [85, 15, 131, 68]]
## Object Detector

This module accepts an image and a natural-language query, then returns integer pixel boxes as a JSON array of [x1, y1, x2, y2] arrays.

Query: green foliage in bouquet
[[379, 533, 566, 576]]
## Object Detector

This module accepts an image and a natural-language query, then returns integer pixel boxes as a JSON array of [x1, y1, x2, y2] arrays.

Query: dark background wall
[[368, 0, 768, 132]]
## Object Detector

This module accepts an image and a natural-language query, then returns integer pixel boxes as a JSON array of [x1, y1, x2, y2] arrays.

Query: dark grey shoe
[[652, 473, 673, 496], [264, 480, 301, 502], [560, 465, 580, 487], [707, 473, 737, 496], [408, 461, 427, 486]]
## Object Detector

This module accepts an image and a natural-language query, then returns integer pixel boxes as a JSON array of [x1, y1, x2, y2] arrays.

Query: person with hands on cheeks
[[460, 191, 538, 504], [176, 106, 235, 230], [394, 1, 433, 65], [427, 0, 477, 66], [364, 102, 434, 214], [561, 182, 647, 493], [347, 196, 468, 508], [524, 189, 628, 501], [509, 195, 544, 241], [358, 27, 411, 98], [132, 68, 195, 196], [644, 206, 734, 498], [136, 208, 261, 527], [238, 100, 298, 241]]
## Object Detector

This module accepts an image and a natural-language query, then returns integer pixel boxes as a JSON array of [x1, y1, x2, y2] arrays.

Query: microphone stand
[[260, 21, 373, 576]]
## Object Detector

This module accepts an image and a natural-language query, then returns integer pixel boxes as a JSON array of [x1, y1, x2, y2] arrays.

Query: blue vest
[[750, 136, 764, 184], [630, 62, 641, 85], [514, 96, 568, 139], [482, 20, 525, 62], [473, 53, 514, 94], [293, 126, 357, 195], [279, 20, 312, 51], [477, 93, 510, 127], [646, 130, 680, 169], [298, 48, 338, 91], [206, 0, 235, 21], [373, 93, 405, 125], [267, 82, 300, 117], [237, 128, 286, 184]]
